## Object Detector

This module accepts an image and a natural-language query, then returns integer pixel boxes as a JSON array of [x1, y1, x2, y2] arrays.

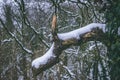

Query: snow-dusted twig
[[1, 38, 13, 45], [24, 13, 50, 48], [63, 66, 75, 78], [14, 0, 50, 48]]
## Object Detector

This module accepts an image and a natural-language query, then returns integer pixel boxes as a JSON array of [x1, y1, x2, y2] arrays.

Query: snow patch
[[32, 43, 55, 69], [58, 23, 106, 40]]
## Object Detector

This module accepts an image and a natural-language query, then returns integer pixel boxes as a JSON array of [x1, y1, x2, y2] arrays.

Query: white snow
[[18, 76, 24, 80], [58, 23, 106, 40], [63, 66, 75, 77], [23, 47, 33, 54], [1, 38, 13, 43], [32, 43, 55, 69], [0, 0, 15, 5], [89, 42, 102, 50], [27, 1, 51, 13]]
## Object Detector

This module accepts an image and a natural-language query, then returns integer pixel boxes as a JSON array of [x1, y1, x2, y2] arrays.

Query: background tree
[[104, 0, 120, 79], [0, 0, 120, 80]]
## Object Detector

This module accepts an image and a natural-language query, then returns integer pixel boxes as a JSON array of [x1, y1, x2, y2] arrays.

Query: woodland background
[[0, 0, 120, 80]]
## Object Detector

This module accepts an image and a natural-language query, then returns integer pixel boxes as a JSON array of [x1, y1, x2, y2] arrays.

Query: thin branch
[[63, 65, 75, 78], [24, 17, 50, 48], [15, 0, 50, 48], [0, 18, 33, 54]]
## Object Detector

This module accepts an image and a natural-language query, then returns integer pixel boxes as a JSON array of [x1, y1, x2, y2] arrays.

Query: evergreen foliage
[[105, 0, 120, 79]]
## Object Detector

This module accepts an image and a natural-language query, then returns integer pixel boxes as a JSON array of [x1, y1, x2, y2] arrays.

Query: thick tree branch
[[32, 23, 107, 76]]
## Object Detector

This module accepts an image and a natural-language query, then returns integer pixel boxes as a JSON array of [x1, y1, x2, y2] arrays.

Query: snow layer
[[58, 23, 106, 40], [32, 43, 55, 69]]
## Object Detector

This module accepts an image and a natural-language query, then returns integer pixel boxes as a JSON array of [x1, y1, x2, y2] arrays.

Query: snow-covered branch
[[58, 23, 106, 40], [32, 43, 55, 69], [32, 23, 107, 75]]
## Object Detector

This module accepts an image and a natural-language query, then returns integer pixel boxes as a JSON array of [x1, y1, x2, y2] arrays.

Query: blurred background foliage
[[0, 0, 120, 80]]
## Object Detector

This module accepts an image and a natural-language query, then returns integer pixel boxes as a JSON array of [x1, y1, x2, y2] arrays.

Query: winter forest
[[0, 0, 120, 80]]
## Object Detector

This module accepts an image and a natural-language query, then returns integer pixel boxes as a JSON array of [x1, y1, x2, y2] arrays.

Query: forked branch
[[32, 15, 107, 76]]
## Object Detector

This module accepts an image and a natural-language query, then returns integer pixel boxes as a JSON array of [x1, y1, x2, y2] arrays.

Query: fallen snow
[[58, 23, 106, 40], [32, 43, 55, 69]]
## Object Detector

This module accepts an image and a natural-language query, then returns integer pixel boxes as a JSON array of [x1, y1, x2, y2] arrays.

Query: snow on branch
[[58, 23, 106, 40], [1, 38, 13, 44], [63, 66, 75, 78], [32, 43, 55, 69], [32, 23, 107, 75]]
